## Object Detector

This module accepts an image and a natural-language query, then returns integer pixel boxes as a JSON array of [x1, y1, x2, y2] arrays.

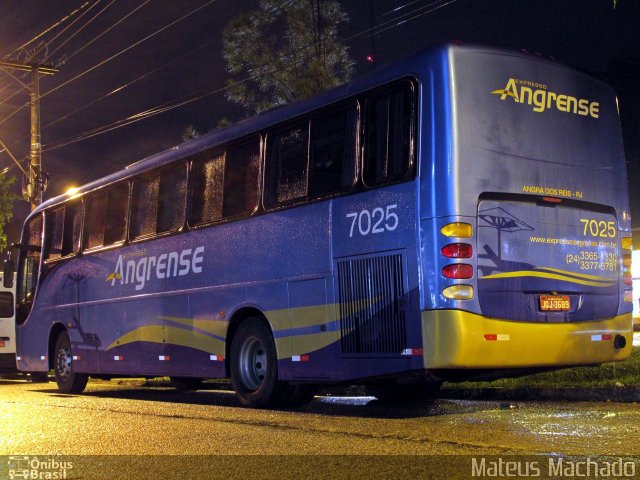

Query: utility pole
[[0, 60, 58, 210]]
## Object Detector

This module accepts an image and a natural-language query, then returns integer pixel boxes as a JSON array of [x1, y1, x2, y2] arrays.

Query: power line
[[44, 0, 117, 63], [0, 0, 214, 129], [27, 0, 105, 62], [0, 0, 151, 126], [43, 0, 214, 100], [1, 0, 458, 174], [2, 1, 96, 60], [42, 38, 218, 131], [42, 0, 459, 153], [59, 0, 151, 65]]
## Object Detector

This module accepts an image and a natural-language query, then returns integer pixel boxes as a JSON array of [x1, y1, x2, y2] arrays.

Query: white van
[[0, 272, 16, 373]]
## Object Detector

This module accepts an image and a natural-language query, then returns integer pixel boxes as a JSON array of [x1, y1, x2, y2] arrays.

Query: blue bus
[[6, 44, 633, 407]]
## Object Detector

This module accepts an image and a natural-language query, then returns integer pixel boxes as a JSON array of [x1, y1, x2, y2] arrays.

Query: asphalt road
[[1, 379, 639, 478]]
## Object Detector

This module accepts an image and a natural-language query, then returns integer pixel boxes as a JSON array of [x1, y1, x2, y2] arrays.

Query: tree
[[0, 175, 18, 252], [222, 0, 354, 115], [182, 124, 200, 142]]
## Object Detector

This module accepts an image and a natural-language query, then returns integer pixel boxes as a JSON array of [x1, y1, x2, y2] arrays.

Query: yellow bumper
[[422, 310, 633, 369]]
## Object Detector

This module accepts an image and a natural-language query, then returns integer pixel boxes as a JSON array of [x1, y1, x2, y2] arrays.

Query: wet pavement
[[1, 379, 639, 457]]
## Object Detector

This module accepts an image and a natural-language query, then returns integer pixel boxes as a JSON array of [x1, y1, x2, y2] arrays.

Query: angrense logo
[[492, 78, 599, 118], [107, 246, 205, 291]]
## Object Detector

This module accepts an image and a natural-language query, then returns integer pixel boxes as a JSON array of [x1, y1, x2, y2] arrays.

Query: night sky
[[1, 0, 639, 243]]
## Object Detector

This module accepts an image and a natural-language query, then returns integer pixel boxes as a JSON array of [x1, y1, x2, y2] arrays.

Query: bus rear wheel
[[230, 318, 288, 408], [54, 331, 89, 394]]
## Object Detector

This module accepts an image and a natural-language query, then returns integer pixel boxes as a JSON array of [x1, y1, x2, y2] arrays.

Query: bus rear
[[421, 45, 632, 374]]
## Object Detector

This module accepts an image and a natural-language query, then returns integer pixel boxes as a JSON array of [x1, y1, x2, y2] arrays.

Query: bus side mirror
[[3, 259, 14, 288]]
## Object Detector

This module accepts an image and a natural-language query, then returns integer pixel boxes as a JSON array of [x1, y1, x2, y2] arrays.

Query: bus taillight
[[442, 285, 474, 300], [440, 222, 472, 238], [442, 263, 473, 279], [441, 243, 473, 258]]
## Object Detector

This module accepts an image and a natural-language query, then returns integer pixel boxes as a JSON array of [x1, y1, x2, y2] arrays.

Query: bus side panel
[[21, 202, 334, 380], [327, 182, 426, 382], [14, 258, 97, 373]]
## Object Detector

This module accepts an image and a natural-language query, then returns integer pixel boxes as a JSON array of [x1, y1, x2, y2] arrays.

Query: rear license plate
[[539, 294, 570, 311]]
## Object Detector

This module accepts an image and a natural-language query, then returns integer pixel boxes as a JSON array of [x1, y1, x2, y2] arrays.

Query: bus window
[[84, 192, 107, 249], [132, 164, 186, 239], [364, 80, 415, 186], [45, 200, 83, 261], [157, 165, 187, 232], [190, 151, 224, 225], [46, 207, 65, 261], [268, 122, 310, 205], [84, 184, 128, 249], [222, 140, 260, 218], [104, 184, 129, 245], [131, 175, 159, 239], [309, 103, 358, 197], [62, 200, 82, 256], [16, 214, 42, 323]]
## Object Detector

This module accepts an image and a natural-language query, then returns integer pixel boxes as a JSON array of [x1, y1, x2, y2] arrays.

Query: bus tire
[[368, 380, 442, 405], [170, 376, 202, 391], [53, 331, 89, 394], [230, 318, 286, 408]]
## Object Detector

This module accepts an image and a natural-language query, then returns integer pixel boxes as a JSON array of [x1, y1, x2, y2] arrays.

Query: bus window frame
[[129, 160, 189, 244], [186, 135, 262, 231], [81, 181, 131, 254], [361, 77, 418, 189], [43, 198, 85, 264], [263, 98, 360, 212], [15, 213, 43, 325]]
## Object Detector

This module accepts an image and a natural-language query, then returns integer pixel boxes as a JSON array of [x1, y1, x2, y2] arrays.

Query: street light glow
[[65, 186, 80, 197]]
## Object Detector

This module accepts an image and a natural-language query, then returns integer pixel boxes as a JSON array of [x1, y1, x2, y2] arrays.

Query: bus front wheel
[[230, 318, 287, 408], [54, 331, 89, 394]]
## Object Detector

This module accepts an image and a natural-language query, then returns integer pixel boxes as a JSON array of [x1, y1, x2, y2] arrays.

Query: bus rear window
[[364, 80, 415, 186]]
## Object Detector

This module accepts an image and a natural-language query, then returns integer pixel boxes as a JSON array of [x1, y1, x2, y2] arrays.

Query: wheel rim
[[56, 344, 72, 381], [238, 336, 267, 391]]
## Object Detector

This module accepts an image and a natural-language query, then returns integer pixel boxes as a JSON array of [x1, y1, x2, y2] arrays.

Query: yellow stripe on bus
[[105, 325, 225, 356], [481, 270, 615, 287]]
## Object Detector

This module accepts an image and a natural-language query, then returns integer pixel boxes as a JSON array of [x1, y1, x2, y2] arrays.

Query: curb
[[439, 387, 640, 403]]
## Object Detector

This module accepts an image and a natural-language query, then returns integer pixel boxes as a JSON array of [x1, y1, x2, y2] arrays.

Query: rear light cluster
[[440, 222, 474, 300], [622, 236, 633, 301]]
